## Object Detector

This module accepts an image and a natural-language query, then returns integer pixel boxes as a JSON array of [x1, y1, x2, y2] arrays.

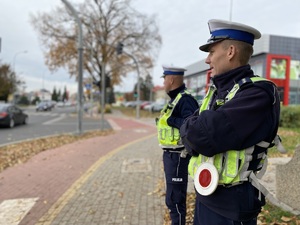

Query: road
[[0, 105, 111, 146]]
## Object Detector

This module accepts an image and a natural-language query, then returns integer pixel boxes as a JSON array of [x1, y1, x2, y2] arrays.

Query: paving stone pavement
[[0, 110, 294, 225], [39, 135, 165, 225]]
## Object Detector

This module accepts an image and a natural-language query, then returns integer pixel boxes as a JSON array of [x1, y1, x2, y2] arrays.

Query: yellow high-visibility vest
[[156, 90, 191, 149], [189, 77, 274, 185]]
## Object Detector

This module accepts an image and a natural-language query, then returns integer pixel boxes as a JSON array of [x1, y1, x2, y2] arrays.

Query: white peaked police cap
[[161, 65, 187, 78], [199, 19, 261, 52]]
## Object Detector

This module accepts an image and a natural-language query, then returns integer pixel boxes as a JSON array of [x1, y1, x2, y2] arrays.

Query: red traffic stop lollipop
[[194, 160, 219, 196]]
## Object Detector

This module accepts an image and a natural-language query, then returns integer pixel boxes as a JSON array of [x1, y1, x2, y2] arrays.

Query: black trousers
[[163, 151, 191, 225], [193, 197, 257, 225]]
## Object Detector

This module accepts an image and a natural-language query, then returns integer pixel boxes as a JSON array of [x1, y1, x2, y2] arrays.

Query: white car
[[144, 102, 165, 112]]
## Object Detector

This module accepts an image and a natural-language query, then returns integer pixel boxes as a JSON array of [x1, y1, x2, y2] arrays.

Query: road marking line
[[35, 133, 156, 225], [43, 114, 66, 125], [107, 119, 122, 130], [0, 198, 39, 225], [134, 129, 148, 133]]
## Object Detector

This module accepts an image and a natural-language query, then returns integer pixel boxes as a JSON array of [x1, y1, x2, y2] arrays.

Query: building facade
[[184, 34, 300, 105]]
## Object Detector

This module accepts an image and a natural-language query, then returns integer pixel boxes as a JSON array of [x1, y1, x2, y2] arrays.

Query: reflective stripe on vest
[[188, 77, 272, 185], [157, 90, 190, 148]]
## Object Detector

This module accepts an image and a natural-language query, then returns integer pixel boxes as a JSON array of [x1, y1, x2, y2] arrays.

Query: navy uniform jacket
[[166, 84, 199, 130], [180, 65, 280, 221]]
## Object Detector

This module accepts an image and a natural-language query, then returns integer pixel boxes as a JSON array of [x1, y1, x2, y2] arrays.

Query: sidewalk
[[0, 110, 292, 225], [0, 113, 165, 225]]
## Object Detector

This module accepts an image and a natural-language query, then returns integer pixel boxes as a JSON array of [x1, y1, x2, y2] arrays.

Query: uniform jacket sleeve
[[180, 84, 279, 157], [167, 95, 199, 130]]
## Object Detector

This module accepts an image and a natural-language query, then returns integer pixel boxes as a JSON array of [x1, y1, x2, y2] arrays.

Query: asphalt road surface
[[0, 106, 111, 146]]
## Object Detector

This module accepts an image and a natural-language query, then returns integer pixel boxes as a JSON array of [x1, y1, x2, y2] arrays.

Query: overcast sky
[[1, 0, 300, 94]]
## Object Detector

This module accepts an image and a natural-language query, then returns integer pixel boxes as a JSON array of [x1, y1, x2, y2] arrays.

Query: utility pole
[[229, 0, 233, 21], [61, 0, 84, 135]]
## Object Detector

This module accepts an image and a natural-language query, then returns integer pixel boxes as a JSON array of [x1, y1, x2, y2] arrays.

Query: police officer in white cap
[[156, 65, 198, 225], [180, 19, 281, 225]]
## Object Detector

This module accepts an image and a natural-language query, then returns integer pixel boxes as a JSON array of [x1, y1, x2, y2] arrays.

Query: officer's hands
[[180, 118, 199, 156], [186, 145, 199, 157], [180, 138, 199, 156]]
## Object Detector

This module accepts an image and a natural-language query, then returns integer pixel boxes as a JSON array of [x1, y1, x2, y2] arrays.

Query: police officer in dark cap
[[156, 65, 198, 225], [180, 19, 281, 225]]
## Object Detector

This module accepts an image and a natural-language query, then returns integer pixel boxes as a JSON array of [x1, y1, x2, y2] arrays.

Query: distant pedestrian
[[156, 65, 198, 225], [180, 19, 281, 225]]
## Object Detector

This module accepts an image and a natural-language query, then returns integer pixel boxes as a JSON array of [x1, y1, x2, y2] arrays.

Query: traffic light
[[116, 42, 124, 55], [93, 80, 100, 87]]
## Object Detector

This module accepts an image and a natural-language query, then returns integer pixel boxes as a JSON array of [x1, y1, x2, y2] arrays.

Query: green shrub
[[280, 106, 300, 128]]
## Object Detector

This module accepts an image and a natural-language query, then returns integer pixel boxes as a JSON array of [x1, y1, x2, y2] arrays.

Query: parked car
[[140, 101, 152, 109], [143, 103, 152, 111], [0, 103, 28, 128], [144, 102, 165, 112], [151, 102, 165, 112], [56, 101, 65, 107], [36, 102, 52, 111], [123, 101, 142, 108]]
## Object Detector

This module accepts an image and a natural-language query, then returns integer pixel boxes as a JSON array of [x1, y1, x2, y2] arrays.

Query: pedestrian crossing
[[0, 198, 38, 225], [26, 112, 64, 117], [43, 114, 66, 125]]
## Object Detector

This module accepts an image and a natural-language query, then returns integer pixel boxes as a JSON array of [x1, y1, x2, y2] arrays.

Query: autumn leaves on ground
[[0, 130, 113, 173]]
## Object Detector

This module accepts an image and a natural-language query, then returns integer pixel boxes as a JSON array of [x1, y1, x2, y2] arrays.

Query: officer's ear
[[227, 45, 236, 59], [228, 45, 242, 65], [168, 75, 174, 85], [222, 40, 237, 61]]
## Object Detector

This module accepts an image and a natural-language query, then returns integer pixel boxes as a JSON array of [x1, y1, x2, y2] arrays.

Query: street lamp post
[[101, 60, 106, 130], [93, 40, 106, 130], [116, 42, 140, 119], [127, 55, 140, 119], [61, 0, 84, 135], [91, 38, 141, 124], [12, 50, 28, 71], [11, 50, 27, 104]]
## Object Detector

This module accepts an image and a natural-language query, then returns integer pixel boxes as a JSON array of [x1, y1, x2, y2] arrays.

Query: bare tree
[[30, 0, 161, 99]]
